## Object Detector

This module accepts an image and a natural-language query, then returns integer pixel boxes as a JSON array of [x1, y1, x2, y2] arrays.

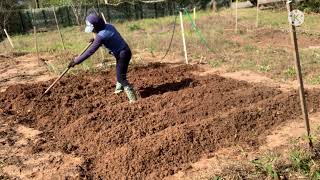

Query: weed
[[310, 170, 320, 180], [0, 158, 5, 168], [239, 59, 256, 70], [127, 23, 143, 31], [208, 59, 224, 68], [283, 67, 296, 80], [252, 153, 279, 178], [243, 44, 257, 52], [210, 176, 223, 180], [290, 149, 312, 175], [259, 64, 271, 72]]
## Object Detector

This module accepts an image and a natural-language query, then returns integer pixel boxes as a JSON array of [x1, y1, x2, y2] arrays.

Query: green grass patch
[[252, 153, 279, 178]]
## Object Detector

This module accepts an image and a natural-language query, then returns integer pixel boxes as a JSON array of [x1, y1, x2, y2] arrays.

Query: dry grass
[[0, 8, 320, 84]]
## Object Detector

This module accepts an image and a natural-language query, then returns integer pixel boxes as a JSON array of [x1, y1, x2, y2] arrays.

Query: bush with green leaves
[[298, 0, 320, 13]]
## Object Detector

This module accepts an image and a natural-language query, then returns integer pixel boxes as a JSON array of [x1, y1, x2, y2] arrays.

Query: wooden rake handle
[[41, 43, 92, 97]]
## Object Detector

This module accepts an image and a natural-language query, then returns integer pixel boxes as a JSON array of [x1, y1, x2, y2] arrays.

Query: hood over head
[[85, 13, 105, 33]]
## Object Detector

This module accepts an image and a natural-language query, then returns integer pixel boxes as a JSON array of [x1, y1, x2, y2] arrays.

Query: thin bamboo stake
[[52, 6, 66, 50], [256, 0, 260, 28], [179, 11, 188, 64], [33, 26, 40, 64], [101, 12, 107, 23], [3, 29, 14, 48], [193, 7, 196, 24], [235, 0, 238, 33], [286, 1, 313, 148]]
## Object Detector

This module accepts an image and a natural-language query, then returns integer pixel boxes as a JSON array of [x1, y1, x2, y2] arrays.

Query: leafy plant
[[210, 176, 223, 180], [259, 65, 271, 72], [209, 59, 224, 68], [127, 23, 142, 31], [283, 67, 296, 80], [252, 154, 279, 178], [298, 0, 320, 13], [243, 44, 257, 52], [290, 149, 312, 175]]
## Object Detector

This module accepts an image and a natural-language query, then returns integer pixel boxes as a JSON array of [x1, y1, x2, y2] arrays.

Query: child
[[68, 13, 137, 103]]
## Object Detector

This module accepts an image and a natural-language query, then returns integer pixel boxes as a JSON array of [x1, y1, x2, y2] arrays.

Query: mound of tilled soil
[[1, 63, 320, 179]]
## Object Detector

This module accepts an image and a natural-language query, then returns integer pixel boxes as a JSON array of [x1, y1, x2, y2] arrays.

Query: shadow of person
[[139, 78, 195, 98]]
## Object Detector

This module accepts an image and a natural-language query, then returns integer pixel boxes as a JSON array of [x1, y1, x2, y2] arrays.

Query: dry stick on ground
[[179, 11, 188, 64], [52, 6, 66, 50], [286, 1, 313, 148], [3, 29, 14, 48]]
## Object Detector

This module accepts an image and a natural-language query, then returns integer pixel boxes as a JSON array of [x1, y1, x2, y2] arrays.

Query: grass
[[0, 7, 320, 85], [213, 139, 320, 179], [224, 8, 320, 32], [251, 152, 279, 178], [1, 6, 320, 179]]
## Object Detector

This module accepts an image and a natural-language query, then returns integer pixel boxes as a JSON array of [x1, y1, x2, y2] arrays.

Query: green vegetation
[[283, 67, 296, 80], [1, 8, 320, 84], [223, 8, 320, 31], [252, 153, 279, 178], [299, 0, 320, 13]]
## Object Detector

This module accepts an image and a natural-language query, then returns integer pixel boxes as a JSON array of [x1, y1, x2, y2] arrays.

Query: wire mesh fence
[[0, 1, 191, 37]]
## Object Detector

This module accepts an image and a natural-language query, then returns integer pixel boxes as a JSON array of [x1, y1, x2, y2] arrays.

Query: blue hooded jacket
[[74, 13, 128, 65]]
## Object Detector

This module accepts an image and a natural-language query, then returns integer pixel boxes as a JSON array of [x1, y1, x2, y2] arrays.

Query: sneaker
[[124, 85, 137, 103], [114, 82, 124, 94]]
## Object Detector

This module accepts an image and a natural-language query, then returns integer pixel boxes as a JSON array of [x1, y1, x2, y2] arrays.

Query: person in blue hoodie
[[68, 13, 137, 103]]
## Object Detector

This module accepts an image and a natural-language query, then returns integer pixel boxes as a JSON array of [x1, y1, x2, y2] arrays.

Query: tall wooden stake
[[34, 0, 40, 8], [193, 7, 196, 24], [212, 0, 217, 12], [33, 26, 41, 64], [4, 29, 14, 48], [101, 12, 107, 23], [256, 0, 259, 28], [179, 11, 188, 64], [286, 1, 313, 148], [235, 0, 238, 33], [53, 6, 66, 50]]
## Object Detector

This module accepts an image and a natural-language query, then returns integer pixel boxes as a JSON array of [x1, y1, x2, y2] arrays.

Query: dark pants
[[115, 47, 132, 87]]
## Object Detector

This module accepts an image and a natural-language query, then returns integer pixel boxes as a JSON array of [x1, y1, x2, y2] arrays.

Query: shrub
[[298, 0, 320, 13]]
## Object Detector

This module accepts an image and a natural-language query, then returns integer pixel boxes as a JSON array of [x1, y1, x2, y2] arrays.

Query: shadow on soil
[[139, 78, 195, 98]]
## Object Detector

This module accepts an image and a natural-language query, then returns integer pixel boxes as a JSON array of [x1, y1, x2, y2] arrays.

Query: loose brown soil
[[1, 63, 320, 179], [0, 53, 55, 92]]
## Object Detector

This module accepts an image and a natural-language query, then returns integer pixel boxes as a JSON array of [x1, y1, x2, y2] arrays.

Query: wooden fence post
[[101, 12, 107, 23], [286, 1, 313, 148], [193, 7, 196, 24], [34, 26, 41, 64], [235, 0, 238, 33], [106, 5, 111, 22], [18, 11, 26, 33], [154, 3, 158, 18], [42, 10, 47, 25], [179, 11, 188, 64], [66, 7, 71, 26], [256, 0, 260, 28], [53, 6, 66, 50]]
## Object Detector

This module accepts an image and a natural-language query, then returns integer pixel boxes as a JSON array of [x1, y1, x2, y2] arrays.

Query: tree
[[0, 0, 20, 38], [35, 0, 40, 8]]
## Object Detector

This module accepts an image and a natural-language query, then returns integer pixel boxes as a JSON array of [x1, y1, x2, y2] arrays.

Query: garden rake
[[40, 42, 92, 98]]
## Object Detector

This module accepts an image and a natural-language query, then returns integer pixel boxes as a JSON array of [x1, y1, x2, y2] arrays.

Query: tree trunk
[[212, 0, 217, 12], [35, 0, 40, 8]]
